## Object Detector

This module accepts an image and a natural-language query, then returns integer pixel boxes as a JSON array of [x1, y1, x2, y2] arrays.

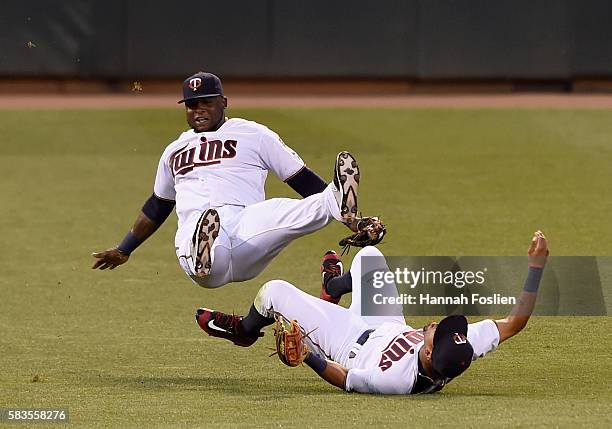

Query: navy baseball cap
[[431, 315, 474, 379], [178, 72, 224, 104]]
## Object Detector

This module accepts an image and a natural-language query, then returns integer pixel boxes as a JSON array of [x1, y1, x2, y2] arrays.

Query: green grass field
[[1, 107, 611, 428]]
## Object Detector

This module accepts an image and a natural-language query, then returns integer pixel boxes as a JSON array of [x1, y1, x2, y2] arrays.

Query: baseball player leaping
[[196, 231, 549, 394], [92, 72, 384, 288]]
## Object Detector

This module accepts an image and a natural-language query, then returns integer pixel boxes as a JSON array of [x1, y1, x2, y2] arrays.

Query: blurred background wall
[[1, 0, 611, 91]]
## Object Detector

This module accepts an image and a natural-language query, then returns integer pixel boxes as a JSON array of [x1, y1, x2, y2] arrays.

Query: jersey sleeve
[[467, 319, 500, 360], [345, 367, 412, 395], [258, 126, 305, 181], [153, 150, 176, 201]]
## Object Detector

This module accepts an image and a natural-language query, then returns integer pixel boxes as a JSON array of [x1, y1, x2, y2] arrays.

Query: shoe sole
[[335, 152, 359, 221], [192, 209, 220, 278]]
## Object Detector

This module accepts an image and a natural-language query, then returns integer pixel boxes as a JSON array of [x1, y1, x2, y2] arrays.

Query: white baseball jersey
[[345, 319, 500, 394], [153, 118, 305, 247]]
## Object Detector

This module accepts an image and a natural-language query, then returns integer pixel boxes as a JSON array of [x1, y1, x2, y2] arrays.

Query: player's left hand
[[527, 230, 549, 268], [91, 248, 129, 270]]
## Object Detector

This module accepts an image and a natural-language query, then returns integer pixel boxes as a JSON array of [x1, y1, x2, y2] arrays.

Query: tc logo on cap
[[453, 333, 467, 345], [188, 78, 202, 91]]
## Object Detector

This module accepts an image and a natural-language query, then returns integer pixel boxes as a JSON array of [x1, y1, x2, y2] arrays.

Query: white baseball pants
[[176, 183, 342, 288], [254, 246, 405, 367]]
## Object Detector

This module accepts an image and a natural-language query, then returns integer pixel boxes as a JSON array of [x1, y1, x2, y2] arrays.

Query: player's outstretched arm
[[91, 194, 175, 270], [495, 231, 549, 343]]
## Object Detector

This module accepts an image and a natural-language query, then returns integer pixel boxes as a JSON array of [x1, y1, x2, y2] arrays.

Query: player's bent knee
[[260, 279, 294, 296], [257, 280, 295, 300], [351, 246, 388, 278], [254, 280, 295, 315], [355, 245, 384, 258]]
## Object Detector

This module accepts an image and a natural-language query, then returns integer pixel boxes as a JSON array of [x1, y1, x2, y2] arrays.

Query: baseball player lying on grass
[[196, 231, 549, 394], [92, 71, 384, 288]]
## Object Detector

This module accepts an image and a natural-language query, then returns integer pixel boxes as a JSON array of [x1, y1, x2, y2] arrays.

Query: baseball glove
[[272, 315, 309, 367], [339, 216, 386, 255]]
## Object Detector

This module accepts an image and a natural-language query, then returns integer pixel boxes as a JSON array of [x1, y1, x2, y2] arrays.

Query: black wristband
[[304, 352, 328, 375], [523, 267, 544, 293], [117, 231, 141, 255]]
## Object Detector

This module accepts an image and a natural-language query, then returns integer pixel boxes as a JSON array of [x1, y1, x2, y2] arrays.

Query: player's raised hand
[[527, 230, 549, 268], [91, 248, 129, 270]]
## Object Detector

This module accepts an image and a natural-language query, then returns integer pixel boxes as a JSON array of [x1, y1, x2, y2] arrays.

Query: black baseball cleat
[[320, 250, 343, 305], [191, 208, 221, 278], [333, 151, 360, 224], [195, 308, 263, 347]]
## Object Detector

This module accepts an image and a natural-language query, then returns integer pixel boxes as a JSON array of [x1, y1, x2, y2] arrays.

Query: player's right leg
[[176, 152, 361, 288], [326, 246, 406, 328], [253, 280, 369, 363], [223, 151, 360, 283]]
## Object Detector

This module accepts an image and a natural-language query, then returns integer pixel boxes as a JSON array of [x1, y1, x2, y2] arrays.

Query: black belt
[[356, 329, 375, 346], [349, 329, 375, 359]]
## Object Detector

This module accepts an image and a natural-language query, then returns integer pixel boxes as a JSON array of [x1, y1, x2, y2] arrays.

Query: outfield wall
[[2, 0, 612, 80]]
